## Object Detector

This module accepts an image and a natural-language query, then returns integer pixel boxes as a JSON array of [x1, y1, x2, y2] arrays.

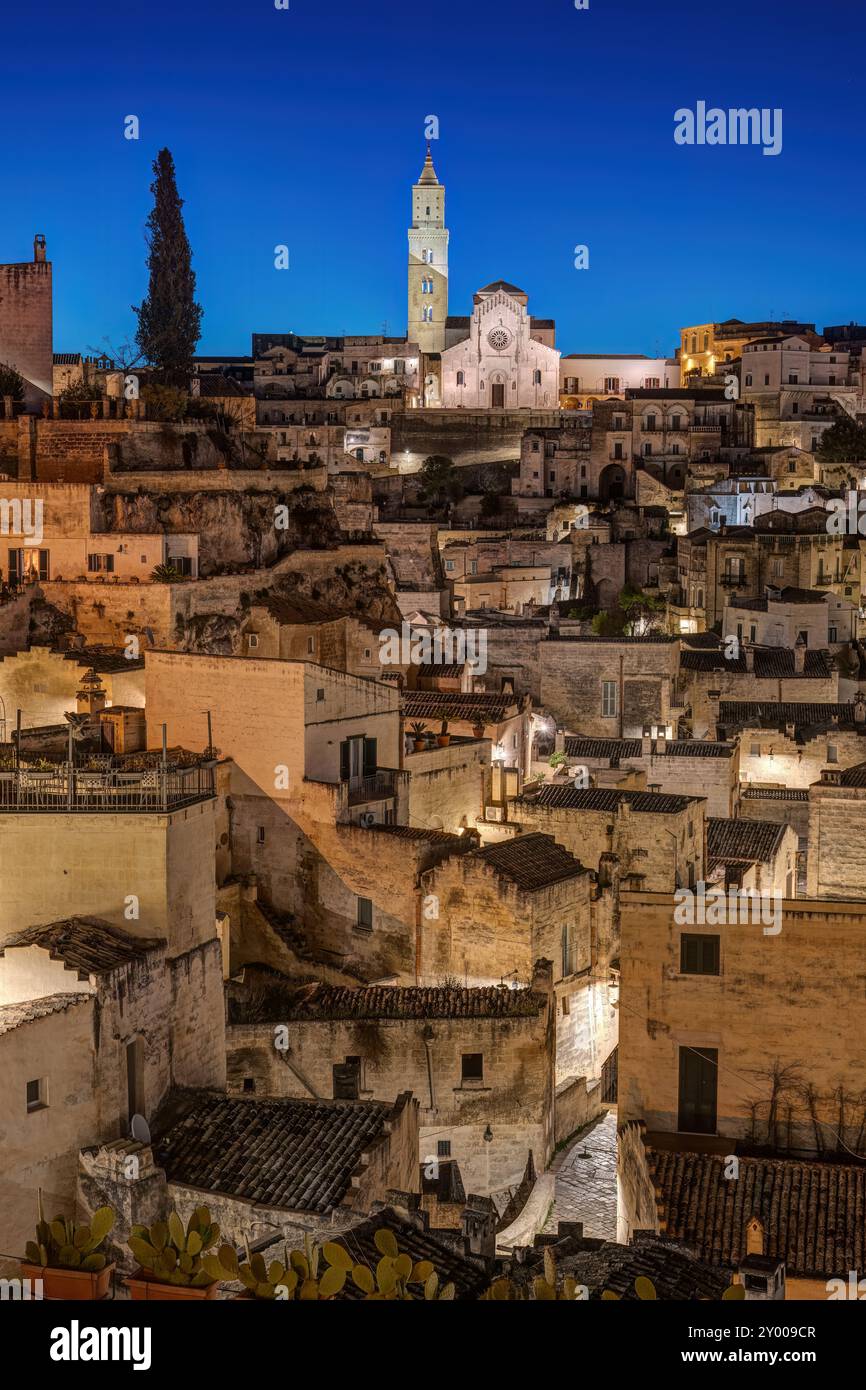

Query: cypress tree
[[134, 148, 203, 385]]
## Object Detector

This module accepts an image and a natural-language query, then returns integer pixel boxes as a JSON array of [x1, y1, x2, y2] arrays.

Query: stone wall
[[554, 1075, 605, 1146], [0, 257, 53, 410], [405, 739, 489, 832], [517, 796, 704, 890], [390, 408, 565, 470], [618, 890, 866, 1153], [225, 997, 553, 1194], [540, 637, 680, 735]]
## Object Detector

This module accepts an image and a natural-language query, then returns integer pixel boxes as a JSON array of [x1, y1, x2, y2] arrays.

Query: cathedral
[[407, 148, 560, 409]]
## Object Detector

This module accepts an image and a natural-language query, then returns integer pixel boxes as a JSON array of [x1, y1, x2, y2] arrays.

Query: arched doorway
[[599, 463, 626, 502]]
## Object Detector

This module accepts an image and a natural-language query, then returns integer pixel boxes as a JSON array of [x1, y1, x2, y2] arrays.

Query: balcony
[[0, 762, 215, 814], [346, 769, 401, 806], [720, 573, 746, 587]]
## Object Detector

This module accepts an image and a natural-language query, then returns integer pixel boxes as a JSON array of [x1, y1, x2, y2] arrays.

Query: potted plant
[[22, 1192, 116, 1300], [125, 1206, 221, 1300], [471, 720, 485, 739], [437, 715, 452, 747], [408, 720, 428, 752]]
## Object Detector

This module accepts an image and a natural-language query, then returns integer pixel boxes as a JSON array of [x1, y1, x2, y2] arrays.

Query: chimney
[[743, 642, 755, 672], [641, 730, 653, 757], [655, 730, 667, 753], [854, 692, 866, 724], [793, 635, 806, 673], [33, 234, 46, 263]]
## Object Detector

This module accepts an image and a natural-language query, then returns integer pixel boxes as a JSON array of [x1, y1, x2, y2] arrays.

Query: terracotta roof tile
[[0, 992, 89, 1037], [473, 833, 587, 890], [0, 918, 165, 978], [707, 817, 786, 864], [229, 979, 544, 1023]]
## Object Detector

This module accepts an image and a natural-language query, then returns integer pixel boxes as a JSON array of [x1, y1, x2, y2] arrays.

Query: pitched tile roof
[[0, 918, 165, 978], [0, 992, 89, 1037], [525, 785, 699, 814], [563, 737, 642, 762], [662, 740, 735, 758], [835, 761, 866, 787], [741, 787, 810, 801], [403, 691, 516, 723], [718, 700, 858, 730], [229, 979, 544, 1023], [681, 647, 833, 678], [312, 1205, 491, 1300], [473, 833, 587, 890], [155, 1094, 403, 1213], [707, 817, 787, 865], [368, 825, 467, 846], [523, 1232, 731, 1301], [649, 1147, 866, 1279]]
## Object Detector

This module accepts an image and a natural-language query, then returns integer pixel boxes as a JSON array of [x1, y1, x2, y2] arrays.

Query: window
[[316, 687, 325, 702], [561, 995, 570, 1016], [333, 1057, 361, 1100], [247, 633, 259, 650], [307, 635, 315, 654], [242, 1077, 255, 1094], [363, 647, 372, 660], [457, 371, 464, 386], [437, 1139, 452, 1158], [461, 1053, 484, 1083], [678, 1046, 718, 1134], [534, 370, 542, 385], [601, 680, 618, 718], [645, 377, 660, 389], [357, 897, 373, 931], [561, 921, 574, 976], [745, 374, 753, 386], [26, 1078, 47, 1112], [87, 554, 114, 573], [671, 415, 682, 431], [680, 934, 720, 975], [445, 560, 455, 571], [646, 414, 657, 431], [750, 742, 760, 757], [703, 333, 709, 350], [772, 558, 784, 578], [257, 826, 266, 844], [764, 374, 770, 386], [829, 626, 837, 644], [604, 377, 619, 392], [827, 744, 838, 764]]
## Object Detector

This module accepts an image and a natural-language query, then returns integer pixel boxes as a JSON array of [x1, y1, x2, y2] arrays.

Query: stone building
[[807, 761, 866, 898], [0, 236, 53, 411], [679, 317, 815, 379], [682, 642, 839, 738], [716, 696, 866, 793], [557, 732, 740, 819], [559, 354, 678, 408], [516, 784, 704, 892], [408, 147, 449, 356], [224, 968, 555, 1196], [540, 634, 681, 737], [741, 334, 862, 451], [438, 283, 560, 410], [617, 888, 866, 1157], [721, 586, 855, 651], [0, 914, 225, 1268], [706, 816, 798, 896]]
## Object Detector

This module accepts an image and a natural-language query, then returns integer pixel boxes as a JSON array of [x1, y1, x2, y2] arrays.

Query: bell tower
[[407, 146, 448, 354]]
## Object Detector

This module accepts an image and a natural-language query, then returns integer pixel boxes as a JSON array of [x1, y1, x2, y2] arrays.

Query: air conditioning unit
[[359, 811, 377, 828], [486, 805, 504, 823]]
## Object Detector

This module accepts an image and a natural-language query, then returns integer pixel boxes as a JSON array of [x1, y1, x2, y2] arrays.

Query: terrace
[[0, 755, 215, 813]]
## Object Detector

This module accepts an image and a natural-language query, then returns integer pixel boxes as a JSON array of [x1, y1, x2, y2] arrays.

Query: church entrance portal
[[491, 383, 505, 408]]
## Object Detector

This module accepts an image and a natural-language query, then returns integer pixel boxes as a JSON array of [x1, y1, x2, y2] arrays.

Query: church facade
[[438, 281, 560, 409], [406, 150, 559, 409]]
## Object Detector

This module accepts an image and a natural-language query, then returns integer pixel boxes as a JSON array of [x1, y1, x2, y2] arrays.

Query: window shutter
[[363, 737, 377, 776], [340, 740, 350, 781]]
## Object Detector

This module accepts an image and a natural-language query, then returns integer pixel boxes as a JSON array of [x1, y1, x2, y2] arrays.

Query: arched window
[[534, 369, 542, 385], [457, 371, 465, 386]]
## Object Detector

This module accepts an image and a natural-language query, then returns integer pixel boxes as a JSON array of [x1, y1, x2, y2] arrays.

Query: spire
[[417, 143, 440, 186]]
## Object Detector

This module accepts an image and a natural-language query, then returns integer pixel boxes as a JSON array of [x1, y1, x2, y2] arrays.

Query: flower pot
[[21, 1261, 115, 1301], [437, 734, 451, 747], [472, 725, 485, 739], [413, 740, 426, 752], [125, 1270, 219, 1301]]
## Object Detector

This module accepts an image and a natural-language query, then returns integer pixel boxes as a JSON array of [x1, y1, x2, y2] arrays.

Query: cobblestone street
[[544, 1109, 618, 1240]]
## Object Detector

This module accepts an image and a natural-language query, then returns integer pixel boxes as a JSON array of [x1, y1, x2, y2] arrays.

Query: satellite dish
[[130, 1114, 151, 1145]]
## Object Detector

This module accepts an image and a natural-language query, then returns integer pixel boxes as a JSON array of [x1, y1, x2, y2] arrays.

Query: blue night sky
[[2, 0, 863, 358]]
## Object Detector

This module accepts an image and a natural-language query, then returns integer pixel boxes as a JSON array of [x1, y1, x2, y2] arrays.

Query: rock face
[[98, 486, 343, 575]]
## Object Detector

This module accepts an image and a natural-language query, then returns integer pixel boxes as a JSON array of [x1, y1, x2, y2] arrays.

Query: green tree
[[0, 363, 25, 410], [419, 454, 457, 505], [134, 148, 203, 386], [618, 583, 666, 636], [816, 417, 866, 463], [57, 380, 102, 419]]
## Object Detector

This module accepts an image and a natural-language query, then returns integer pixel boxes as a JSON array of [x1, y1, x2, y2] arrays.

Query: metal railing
[[345, 769, 400, 806], [0, 763, 215, 813]]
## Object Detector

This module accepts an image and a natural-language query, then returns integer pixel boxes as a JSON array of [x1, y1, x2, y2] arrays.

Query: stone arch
[[599, 462, 626, 502]]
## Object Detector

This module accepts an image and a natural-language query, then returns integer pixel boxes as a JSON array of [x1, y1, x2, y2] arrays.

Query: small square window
[[243, 1078, 255, 1094], [248, 633, 259, 649], [437, 1139, 451, 1158], [680, 934, 720, 975], [461, 1053, 483, 1083], [26, 1078, 47, 1112], [316, 688, 325, 702]]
